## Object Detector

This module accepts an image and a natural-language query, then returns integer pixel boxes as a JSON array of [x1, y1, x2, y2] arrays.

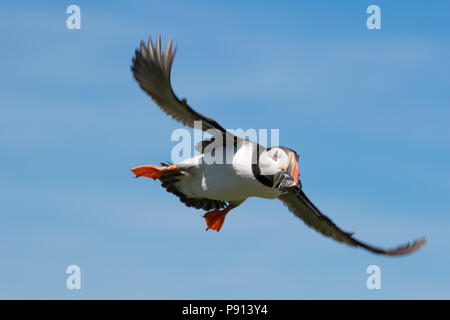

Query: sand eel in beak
[[130, 35, 426, 256]]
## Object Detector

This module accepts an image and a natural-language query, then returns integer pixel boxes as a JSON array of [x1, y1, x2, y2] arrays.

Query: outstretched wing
[[279, 187, 426, 256], [131, 35, 228, 137]]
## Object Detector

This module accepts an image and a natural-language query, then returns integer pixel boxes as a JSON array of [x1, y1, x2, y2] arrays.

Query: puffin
[[130, 35, 426, 256]]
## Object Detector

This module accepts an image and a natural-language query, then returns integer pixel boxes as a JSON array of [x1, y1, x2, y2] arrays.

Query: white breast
[[174, 140, 280, 202]]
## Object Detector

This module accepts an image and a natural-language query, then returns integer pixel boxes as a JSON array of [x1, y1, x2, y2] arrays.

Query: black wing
[[131, 35, 229, 137], [279, 187, 426, 256]]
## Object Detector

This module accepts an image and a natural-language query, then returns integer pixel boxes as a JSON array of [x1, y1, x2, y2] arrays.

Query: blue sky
[[0, 0, 449, 299]]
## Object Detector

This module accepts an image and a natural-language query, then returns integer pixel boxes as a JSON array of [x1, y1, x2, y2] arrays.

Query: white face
[[259, 147, 290, 176]]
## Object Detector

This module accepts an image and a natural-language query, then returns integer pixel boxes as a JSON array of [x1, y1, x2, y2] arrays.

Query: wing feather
[[279, 187, 426, 256], [131, 35, 228, 136]]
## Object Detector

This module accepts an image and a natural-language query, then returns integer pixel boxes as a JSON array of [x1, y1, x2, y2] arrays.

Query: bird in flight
[[130, 35, 426, 256]]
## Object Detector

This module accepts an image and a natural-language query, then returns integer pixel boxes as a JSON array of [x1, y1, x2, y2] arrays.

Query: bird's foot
[[131, 164, 176, 179], [203, 206, 232, 232]]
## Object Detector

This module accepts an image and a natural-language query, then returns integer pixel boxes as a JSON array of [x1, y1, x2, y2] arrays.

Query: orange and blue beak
[[286, 154, 299, 185], [275, 154, 300, 190]]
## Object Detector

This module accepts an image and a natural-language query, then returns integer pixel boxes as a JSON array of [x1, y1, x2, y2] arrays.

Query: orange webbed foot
[[203, 206, 232, 232], [131, 164, 177, 179]]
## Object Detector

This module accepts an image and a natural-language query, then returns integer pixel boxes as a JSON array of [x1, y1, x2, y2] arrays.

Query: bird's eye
[[272, 150, 279, 161]]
